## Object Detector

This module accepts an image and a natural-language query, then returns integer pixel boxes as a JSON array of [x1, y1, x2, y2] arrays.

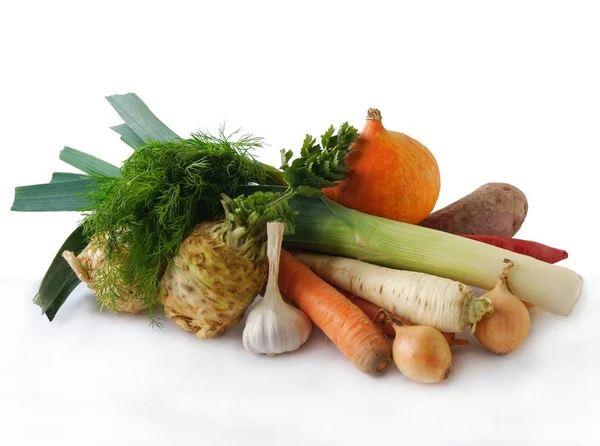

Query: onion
[[392, 324, 453, 384], [474, 260, 530, 354]]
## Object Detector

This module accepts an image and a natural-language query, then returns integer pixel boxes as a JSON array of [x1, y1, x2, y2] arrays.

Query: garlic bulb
[[243, 222, 312, 355]]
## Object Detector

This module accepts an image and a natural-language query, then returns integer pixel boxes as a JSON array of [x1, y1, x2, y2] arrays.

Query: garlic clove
[[242, 222, 312, 356]]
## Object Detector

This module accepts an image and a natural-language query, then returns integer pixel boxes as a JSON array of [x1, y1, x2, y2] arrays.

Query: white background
[[1, 1, 599, 445]]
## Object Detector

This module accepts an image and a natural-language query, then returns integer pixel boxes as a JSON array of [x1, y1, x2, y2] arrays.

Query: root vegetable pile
[[11, 93, 584, 384], [291, 251, 492, 333]]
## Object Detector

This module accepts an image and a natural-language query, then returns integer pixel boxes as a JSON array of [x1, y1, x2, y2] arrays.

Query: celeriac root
[[160, 222, 268, 339], [62, 237, 143, 314]]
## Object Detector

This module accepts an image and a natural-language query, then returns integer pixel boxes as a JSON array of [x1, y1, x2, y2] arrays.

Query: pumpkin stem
[[367, 108, 382, 120]]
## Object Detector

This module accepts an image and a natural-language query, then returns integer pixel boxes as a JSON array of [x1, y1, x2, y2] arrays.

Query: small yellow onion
[[392, 324, 453, 384], [474, 260, 530, 355]]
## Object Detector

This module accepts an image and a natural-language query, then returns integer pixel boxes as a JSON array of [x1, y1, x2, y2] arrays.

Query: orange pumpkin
[[323, 109, 440, 224]]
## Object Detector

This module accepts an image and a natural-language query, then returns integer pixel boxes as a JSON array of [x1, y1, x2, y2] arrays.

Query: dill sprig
[[82, 129, 279, 314]]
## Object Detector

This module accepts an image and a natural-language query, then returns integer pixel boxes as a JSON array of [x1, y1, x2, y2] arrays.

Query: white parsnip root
[[293, 251, 492, 333]]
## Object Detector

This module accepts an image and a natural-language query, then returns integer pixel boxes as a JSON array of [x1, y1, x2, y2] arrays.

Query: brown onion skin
[[474, 293, 530, 355], [392, 325, 453, 384], [474, 260, 530, 355]]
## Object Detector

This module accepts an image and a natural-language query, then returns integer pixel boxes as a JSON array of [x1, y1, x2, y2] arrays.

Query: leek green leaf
[[106, 93, 179, 143], [110, 123, 145, 149], [59, 147, 121, 177], [50, 172, 88, 183], [12, 179, 98, 212], [34, 225, 88, 320]]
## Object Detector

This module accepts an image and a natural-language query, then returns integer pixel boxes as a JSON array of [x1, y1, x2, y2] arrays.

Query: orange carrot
[[339, 291, 395, 337], [278, 250, 392, 376], [343, 291, 468, 347]]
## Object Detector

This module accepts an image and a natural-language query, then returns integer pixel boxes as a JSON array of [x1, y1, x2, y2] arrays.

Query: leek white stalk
[[243, 222, 312, 356], [284, 196, 583, 316]]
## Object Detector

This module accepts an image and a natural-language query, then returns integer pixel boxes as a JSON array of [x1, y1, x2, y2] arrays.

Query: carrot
[[342, 291, 468, 347], [341, 291, 396, 337], [460, 234, 568, 264], [278, 250, 392, 376]]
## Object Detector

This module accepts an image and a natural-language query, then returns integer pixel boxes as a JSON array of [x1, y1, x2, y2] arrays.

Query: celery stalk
[[284, 196, 583, 316]]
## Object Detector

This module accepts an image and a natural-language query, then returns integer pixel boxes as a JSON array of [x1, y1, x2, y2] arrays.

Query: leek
[[284, 195, 583, 316], [50, 172, 88, 183], [105, 93, 179, 143], [12, 178, 98, 212], [59, 147, 121, 177], [110, 124, 145, 150], [33, 226, 87, 320]]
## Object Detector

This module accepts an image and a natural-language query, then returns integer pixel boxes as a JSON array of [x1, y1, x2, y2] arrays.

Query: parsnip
[[292, 251, 492, 333]]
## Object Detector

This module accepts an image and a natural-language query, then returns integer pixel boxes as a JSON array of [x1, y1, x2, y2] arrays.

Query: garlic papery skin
[[243, 222, 312, 356], [243, 291, 312, 355]]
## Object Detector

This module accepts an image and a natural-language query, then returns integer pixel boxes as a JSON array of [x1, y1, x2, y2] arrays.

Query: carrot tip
[[376, 359, 391, 374]]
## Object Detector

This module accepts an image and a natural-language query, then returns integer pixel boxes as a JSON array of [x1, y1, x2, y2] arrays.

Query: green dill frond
[[79, 121, 356, 316], [82, 130, 280, 314]]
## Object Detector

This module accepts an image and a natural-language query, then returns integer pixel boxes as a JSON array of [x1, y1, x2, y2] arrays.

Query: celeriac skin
[[160, 222, 267, 339]]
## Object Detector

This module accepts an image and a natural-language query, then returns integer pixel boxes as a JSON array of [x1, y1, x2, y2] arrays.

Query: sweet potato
[[418, 183, 528, 237]]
